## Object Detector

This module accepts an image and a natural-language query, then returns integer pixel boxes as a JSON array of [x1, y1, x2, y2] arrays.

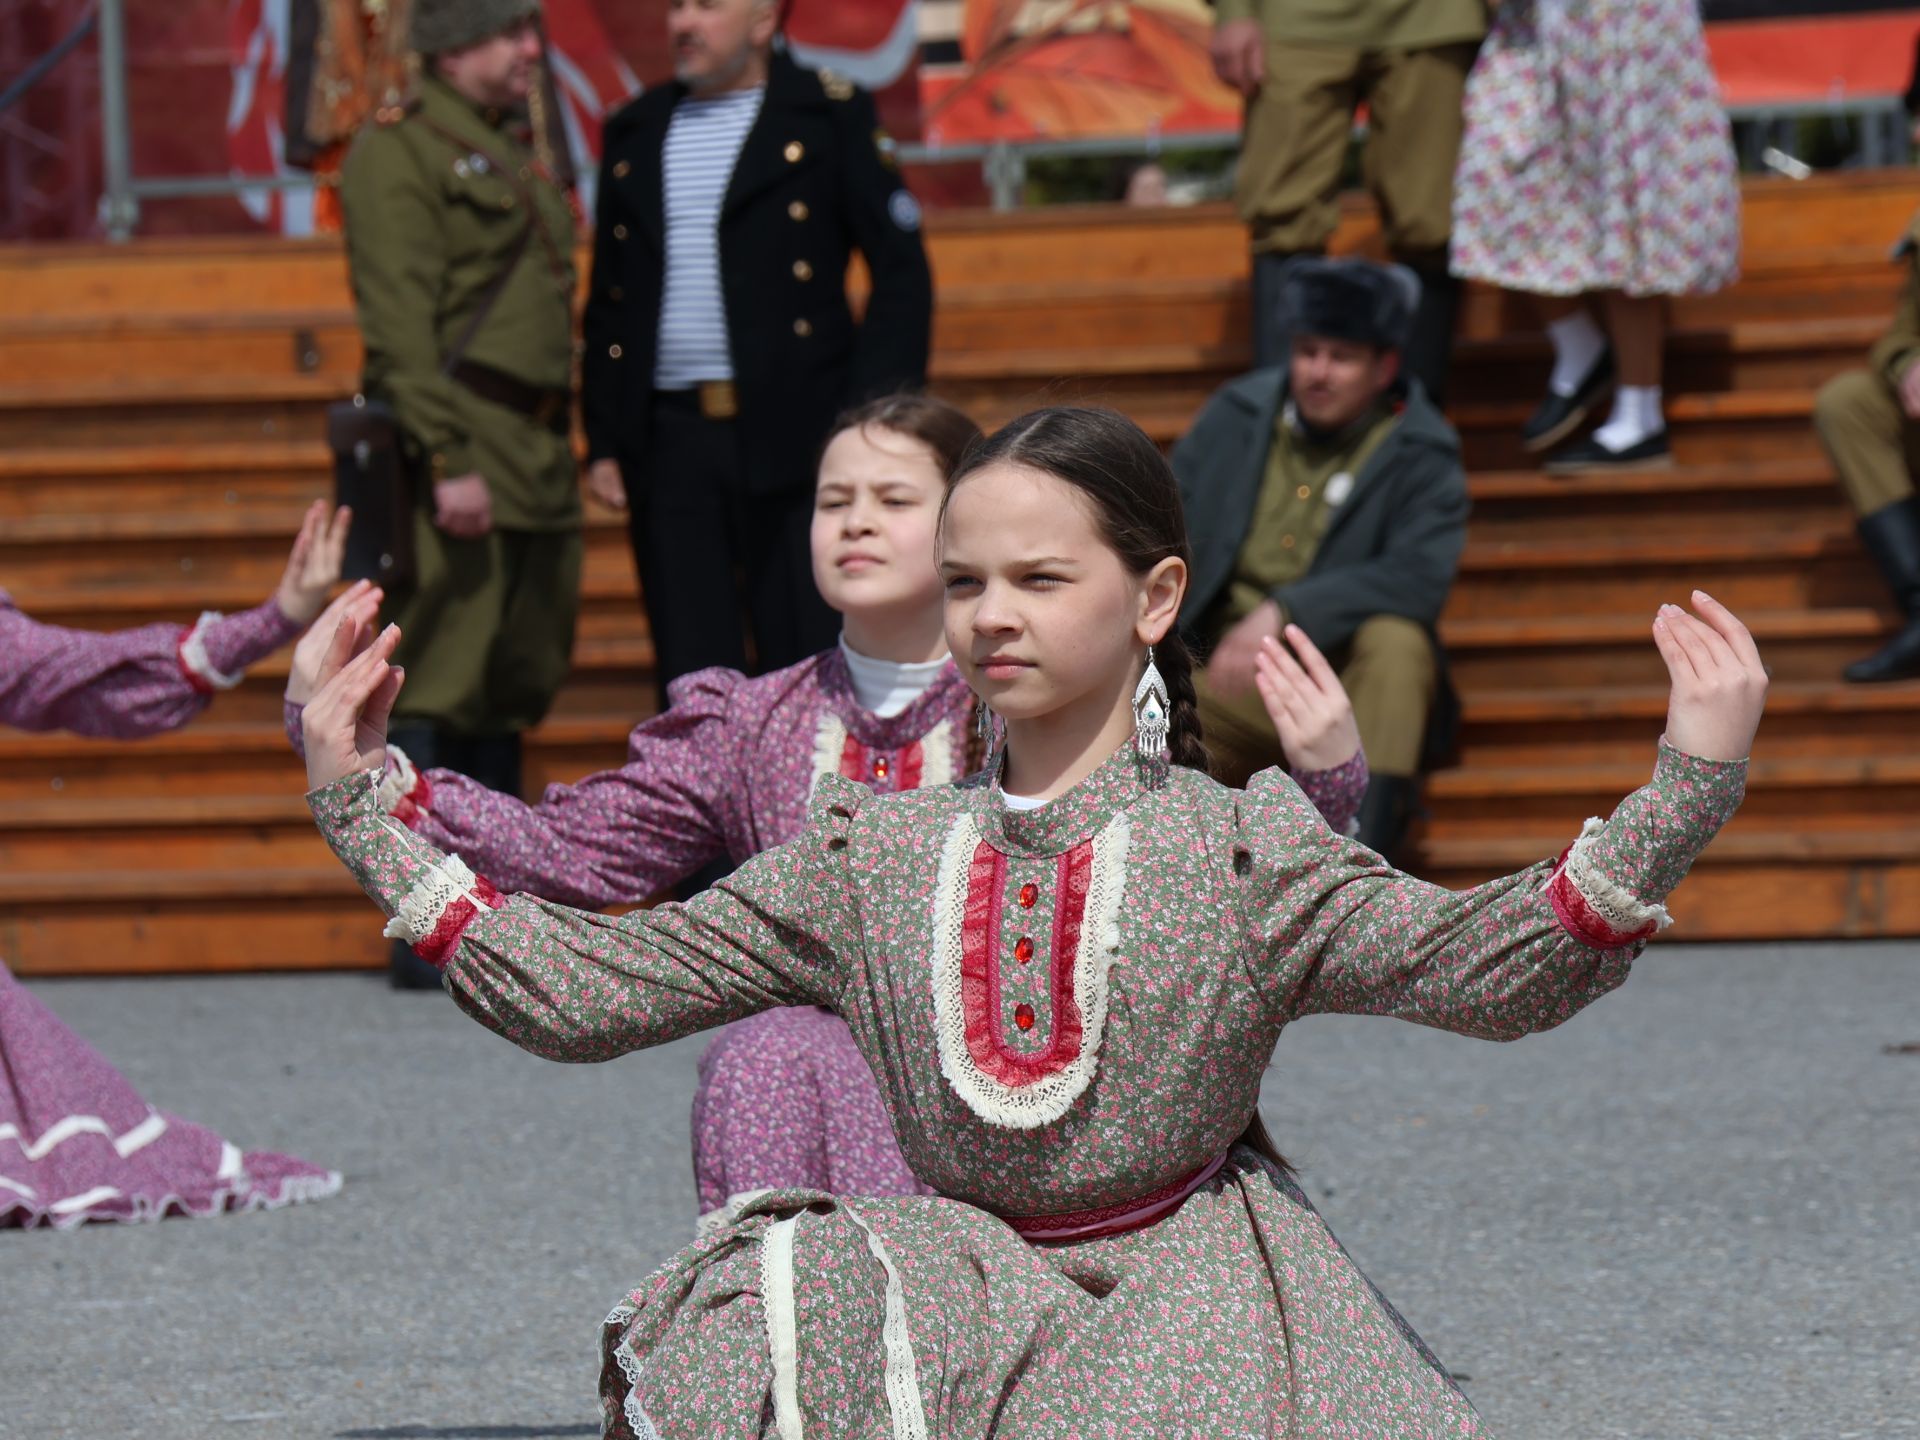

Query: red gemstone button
[[1014, 936, 1034, 964], [1014, 1003, 1036, 1031], [1018, 883, 1039, 908], [872, 756, 890, 780]]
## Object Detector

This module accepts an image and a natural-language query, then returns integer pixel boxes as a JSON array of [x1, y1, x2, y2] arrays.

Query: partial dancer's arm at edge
[[1, 596, 300, 738], [307, 768, 862, 1063]]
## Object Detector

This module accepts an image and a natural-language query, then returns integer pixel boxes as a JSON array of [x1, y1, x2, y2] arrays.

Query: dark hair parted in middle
[[821, 392, 984, 484], [942, 405, 1211, 777]]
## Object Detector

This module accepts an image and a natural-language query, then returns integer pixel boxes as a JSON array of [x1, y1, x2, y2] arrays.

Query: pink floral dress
[[309, 645, 1370, 1222], [309, 735, 1744, 1435], [1451, 0, 1741, 297], [2, 595, 342, 1228]]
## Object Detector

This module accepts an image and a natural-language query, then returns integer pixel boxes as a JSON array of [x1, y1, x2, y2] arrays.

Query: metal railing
[[65, 0, 1920, 239]]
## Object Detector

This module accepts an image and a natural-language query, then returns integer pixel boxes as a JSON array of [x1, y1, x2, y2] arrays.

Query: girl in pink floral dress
[[288, 395, 1372, 1226], [303, 407, 1767, 1436], [1, 502, 357, 1228], [1451, 0, 1742, 472]]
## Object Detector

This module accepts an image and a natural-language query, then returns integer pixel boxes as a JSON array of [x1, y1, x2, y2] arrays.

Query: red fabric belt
[[993, 1148, 1232, 1244]]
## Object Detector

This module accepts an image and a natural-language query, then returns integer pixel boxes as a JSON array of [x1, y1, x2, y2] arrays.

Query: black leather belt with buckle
[[448, 359, 571, 435]]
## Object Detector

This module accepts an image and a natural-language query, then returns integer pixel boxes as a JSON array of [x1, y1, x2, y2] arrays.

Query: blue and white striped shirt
[[654, 87, 764, 387]]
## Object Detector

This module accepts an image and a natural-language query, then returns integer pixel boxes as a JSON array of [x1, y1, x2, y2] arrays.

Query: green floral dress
[[309, 739, 1745, 1438]]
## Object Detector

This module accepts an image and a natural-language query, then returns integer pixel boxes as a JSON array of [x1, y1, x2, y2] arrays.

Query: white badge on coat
[[1326, 471, 1355, 507], [888, 190, 922, 233]]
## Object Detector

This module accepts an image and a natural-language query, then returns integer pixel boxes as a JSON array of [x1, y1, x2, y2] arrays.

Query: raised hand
[[1253, 624, 1363, 773], [286, 579, 384, 706], [1652, 591, 1768, 763], [301, 617, 405, 790], [274, 500, 354, 624]]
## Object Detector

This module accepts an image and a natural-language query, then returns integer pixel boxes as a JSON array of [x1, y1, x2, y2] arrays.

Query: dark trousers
[[629, 392, 838, 701]]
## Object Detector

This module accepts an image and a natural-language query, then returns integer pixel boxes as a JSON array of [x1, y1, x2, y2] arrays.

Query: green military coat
[[340, 75, 580, 532]]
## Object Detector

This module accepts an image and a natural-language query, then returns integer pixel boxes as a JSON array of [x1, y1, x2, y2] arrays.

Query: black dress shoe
[[1544, 429, 1672, 474], [1522, 350, 1614, 452], [1843, 618, 1920, 683]]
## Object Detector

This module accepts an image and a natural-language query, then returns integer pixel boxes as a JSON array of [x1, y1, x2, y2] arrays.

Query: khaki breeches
[[1234, 41, 1475, 266], [384, 516, 583, 735], [1813, 369, 1920, 518], [1199, 614, 1438, 788]]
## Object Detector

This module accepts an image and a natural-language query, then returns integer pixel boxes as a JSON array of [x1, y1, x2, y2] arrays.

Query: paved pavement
[[6, 940, 1916, 1440]]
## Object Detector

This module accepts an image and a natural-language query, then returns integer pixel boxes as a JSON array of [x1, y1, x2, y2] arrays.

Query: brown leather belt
[[694, 379, 739, 420], [448, 359, 571, 434]]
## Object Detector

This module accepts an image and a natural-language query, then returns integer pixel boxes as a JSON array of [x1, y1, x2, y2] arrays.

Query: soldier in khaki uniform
[[1812, 219, 1920, 683], [1172, 259, 1469, 858], [339, 0, 579, 983], [1210, 0, 1486, 402], [339, 0, 579, 787]]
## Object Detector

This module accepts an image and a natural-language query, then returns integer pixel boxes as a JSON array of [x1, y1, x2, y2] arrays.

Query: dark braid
[[1152, 631, 1212, 778], [945, 405, 1213, 776]]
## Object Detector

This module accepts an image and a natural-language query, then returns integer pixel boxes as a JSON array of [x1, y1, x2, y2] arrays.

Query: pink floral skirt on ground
[[691, 1006, 930, 1229], [1451, 0, 1741, 297], [1, 963, 342, 1229]]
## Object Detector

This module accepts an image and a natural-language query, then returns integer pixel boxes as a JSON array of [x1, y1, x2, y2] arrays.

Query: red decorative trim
[[413, 875, 506, 968], [998, 1148, 1230, 1243], [838, 733, 869, 782], [391, 770, 433, 828], [1545, 845, 1659, 950], [957, 838, 1092, 1086], [175, 630, 215, 696], [895, 739, 924, 792]]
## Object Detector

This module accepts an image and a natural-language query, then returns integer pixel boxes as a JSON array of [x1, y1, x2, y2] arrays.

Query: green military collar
[[415, 74, 525, 152]]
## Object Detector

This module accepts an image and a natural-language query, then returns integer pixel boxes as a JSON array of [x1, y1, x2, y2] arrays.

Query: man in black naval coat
[[581, 0, 934, 694]]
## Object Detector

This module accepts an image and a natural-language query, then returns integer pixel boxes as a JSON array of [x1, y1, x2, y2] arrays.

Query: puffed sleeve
[[397, 667, 747, 905], [0, 594, 298, 738], [1236, 741, 1747, 1040], [307, 768, 867, 1063]]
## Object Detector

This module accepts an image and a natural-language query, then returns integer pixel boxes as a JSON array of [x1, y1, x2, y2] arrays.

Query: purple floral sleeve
[[306, 769, 860, 1062], [1245, 741, 1747, 1038], [1289, 750, 1369, 835], [0, 593, 298, 739]]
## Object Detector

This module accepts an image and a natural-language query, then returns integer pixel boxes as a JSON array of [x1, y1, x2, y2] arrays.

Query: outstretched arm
[[1, 501, 346, 738], [303, 624, 854, 1062], [1249, 593, 1765, 1036]]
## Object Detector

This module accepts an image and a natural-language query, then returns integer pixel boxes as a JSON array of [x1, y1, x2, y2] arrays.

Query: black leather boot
[[1355, 775, 1418, 862], [464, 733, 525, 799], [1250, 250, 1323, 370], [1845, 498, 1920, 683], [1401, 267, 1461, 408]]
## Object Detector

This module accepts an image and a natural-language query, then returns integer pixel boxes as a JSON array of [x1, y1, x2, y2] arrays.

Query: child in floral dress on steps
[[301, 408, 1766, 1436]]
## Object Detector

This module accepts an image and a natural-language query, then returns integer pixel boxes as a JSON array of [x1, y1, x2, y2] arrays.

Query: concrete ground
[[5, 940, 1916, 1440]]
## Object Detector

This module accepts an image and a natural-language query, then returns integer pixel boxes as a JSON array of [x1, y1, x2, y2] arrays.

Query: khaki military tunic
[[1813, 212, 1920, 518], [340, 74, 582, 735]]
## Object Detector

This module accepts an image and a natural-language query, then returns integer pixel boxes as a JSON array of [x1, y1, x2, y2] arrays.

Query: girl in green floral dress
[[300, 406, 1767, 1438]]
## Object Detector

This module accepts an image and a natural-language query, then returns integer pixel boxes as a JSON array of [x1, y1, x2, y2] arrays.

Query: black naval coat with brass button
[[580, 49, 934, 504]]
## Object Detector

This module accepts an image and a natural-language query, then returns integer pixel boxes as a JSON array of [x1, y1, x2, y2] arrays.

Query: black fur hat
[[1279, 257, 1419, 352]]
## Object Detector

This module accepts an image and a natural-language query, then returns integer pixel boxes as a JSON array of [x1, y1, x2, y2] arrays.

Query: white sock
[[1546, 311, 1607, 397], [1592, 385, 1664, 451]]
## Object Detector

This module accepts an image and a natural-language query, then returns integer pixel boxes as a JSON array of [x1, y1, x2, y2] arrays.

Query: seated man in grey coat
[[1174, 256, 1469, 856]]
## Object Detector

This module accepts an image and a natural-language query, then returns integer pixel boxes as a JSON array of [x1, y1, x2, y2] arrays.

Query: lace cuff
[[1544, 818, 1672, 949], [176, 613, 245, 694], [376, 744, 433, 827], [381, 853, 506, 968]]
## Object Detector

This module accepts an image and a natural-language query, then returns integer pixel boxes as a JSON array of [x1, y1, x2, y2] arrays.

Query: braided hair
[[942, 406, 1211, 777]]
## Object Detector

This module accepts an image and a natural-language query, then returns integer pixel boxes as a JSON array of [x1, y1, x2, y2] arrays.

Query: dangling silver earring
[[1132, 646, 1170, 783], [973, 697, 1001, 772]]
